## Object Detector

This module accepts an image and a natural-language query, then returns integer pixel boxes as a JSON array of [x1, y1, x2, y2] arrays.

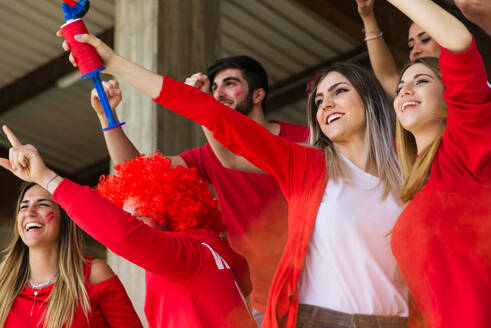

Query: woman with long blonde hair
[[388, 0, 491, 327], [0, 182, 142, 328]]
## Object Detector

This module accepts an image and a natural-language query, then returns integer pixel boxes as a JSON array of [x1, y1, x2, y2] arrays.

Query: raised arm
[[57, 31, 162, 99], [356, 0, 400, 96], [184, 73, 264, 174], [53, 179, 204, 280], [58, 33, 313, 194], [90, 80, 186, 167], [386, 0, 472, 52], [0, 126, 203, 280], [90, 80, 139, 164]]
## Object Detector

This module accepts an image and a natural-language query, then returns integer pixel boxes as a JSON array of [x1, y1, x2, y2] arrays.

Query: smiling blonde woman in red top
[[0, 183, 142, 328]]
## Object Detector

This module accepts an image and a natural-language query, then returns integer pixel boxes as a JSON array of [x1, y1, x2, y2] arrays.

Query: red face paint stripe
[[45, 212, 55, 223]]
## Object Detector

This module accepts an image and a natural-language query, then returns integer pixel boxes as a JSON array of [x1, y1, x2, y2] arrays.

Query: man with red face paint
[[82, 56, 309, 326]]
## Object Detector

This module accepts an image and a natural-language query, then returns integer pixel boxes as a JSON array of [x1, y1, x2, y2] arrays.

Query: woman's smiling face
[[394, 63, 446, 134], [17, 185, 61, 248], [408, 23, 441, 62], [314, 71, 367, 144]]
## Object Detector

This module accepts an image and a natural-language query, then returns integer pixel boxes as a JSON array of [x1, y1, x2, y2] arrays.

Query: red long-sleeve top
[[154, 75, 329, 327], [391, 41, 491, 327], [52, 179, 256, 328], [5, 257, 142, 328]]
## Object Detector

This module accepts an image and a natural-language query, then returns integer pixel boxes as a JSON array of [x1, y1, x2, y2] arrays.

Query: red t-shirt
[[5, 258, 142, 328], [180, 123, 309, 311], [392, 40, 491, 328], [53, 179, 256, 328]]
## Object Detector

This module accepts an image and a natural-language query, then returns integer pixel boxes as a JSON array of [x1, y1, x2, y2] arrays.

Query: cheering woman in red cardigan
[[54, 27, 415, 327], [387, 0, 491, 327]]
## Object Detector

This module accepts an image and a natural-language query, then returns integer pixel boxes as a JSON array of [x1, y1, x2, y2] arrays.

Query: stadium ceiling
[[0, 0, 488, 189]]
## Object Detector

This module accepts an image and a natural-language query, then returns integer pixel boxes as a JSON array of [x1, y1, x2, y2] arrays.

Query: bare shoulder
[[267, 121, 281, 136], [170, 155, 187, 167], [88, 259, 116, 285]]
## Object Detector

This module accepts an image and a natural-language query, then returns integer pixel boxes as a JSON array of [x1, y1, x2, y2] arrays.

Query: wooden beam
[[267, 47, 368, 112], [0, 27, 114, 115]]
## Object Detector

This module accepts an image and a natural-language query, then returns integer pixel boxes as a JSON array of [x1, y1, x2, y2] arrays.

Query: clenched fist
[[185, 73, 211, 94]]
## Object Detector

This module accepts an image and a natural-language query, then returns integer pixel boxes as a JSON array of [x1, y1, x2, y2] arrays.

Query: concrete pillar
[[156, 1, 221, 153], [110, 1, 220, 326]]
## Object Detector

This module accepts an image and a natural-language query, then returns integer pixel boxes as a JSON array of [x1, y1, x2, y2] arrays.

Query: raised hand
[[356, 0, 375, 19], [0, 126, 57, 187], [91, 80, 122, 120], [56, 30, 119, 75], [185, 73, 211, 94]]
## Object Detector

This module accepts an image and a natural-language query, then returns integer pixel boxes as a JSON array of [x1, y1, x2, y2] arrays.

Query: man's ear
[[252, 88, 266, 105]]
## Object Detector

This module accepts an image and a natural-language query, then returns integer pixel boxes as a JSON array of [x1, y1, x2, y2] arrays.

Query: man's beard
[[234, 92, 254, 115]]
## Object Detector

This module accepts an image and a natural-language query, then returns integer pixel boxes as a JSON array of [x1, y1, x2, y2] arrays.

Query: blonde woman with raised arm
[[388, 0, 491, 327]]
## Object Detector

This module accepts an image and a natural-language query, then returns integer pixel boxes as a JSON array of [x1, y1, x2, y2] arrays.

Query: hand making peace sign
[[0, 125, 60, 192]]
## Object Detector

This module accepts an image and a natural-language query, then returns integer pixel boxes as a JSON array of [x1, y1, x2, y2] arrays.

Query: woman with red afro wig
[[97, 151, 225, 233], [0, 137, 256, 328]]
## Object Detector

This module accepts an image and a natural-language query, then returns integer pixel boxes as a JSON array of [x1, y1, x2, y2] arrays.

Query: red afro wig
[[97, 151, 225, 233]]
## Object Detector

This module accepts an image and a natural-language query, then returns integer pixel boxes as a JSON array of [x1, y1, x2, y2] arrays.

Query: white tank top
[[298, 156, 409, 316]]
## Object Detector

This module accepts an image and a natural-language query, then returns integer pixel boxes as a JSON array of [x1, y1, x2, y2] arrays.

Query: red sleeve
[[53, 179, 204, 281], [439, 39, 491, 181], [91, 276, 143, 328], [153, 76, 312, 199]]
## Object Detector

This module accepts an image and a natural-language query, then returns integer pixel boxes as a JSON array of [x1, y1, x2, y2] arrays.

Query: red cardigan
[[392, 41, 491, 327], [53, 179, 256, 328], [5, 258, 142, 328], [154, 77, 329, 327]]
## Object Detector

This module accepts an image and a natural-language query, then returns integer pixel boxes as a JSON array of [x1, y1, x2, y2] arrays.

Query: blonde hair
[[396, 58, 447, 202], [0, 183, 91, 328], [306, 63, 401, 198]]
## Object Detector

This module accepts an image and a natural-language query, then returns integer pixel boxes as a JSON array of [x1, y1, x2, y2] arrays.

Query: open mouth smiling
[[326, 112, 345, 125], [25, 222, 44, 232], [401, 101, 420, 112]]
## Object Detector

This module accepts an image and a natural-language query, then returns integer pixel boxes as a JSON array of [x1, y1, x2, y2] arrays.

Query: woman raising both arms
[[0, 182, 142, 327], [356, 0, 442, 96], [355, 0, 490, 97], [387, 0, 491, 327]]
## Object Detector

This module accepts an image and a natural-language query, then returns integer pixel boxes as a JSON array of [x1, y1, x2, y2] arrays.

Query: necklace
[[28, 271, 59, 289], [28, 271, 58, 317]]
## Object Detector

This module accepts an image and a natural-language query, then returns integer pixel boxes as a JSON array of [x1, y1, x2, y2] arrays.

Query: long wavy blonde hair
[[395, 58, 447, 203], [306, 63, 401, 199], [0, 183, 91, 328]]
